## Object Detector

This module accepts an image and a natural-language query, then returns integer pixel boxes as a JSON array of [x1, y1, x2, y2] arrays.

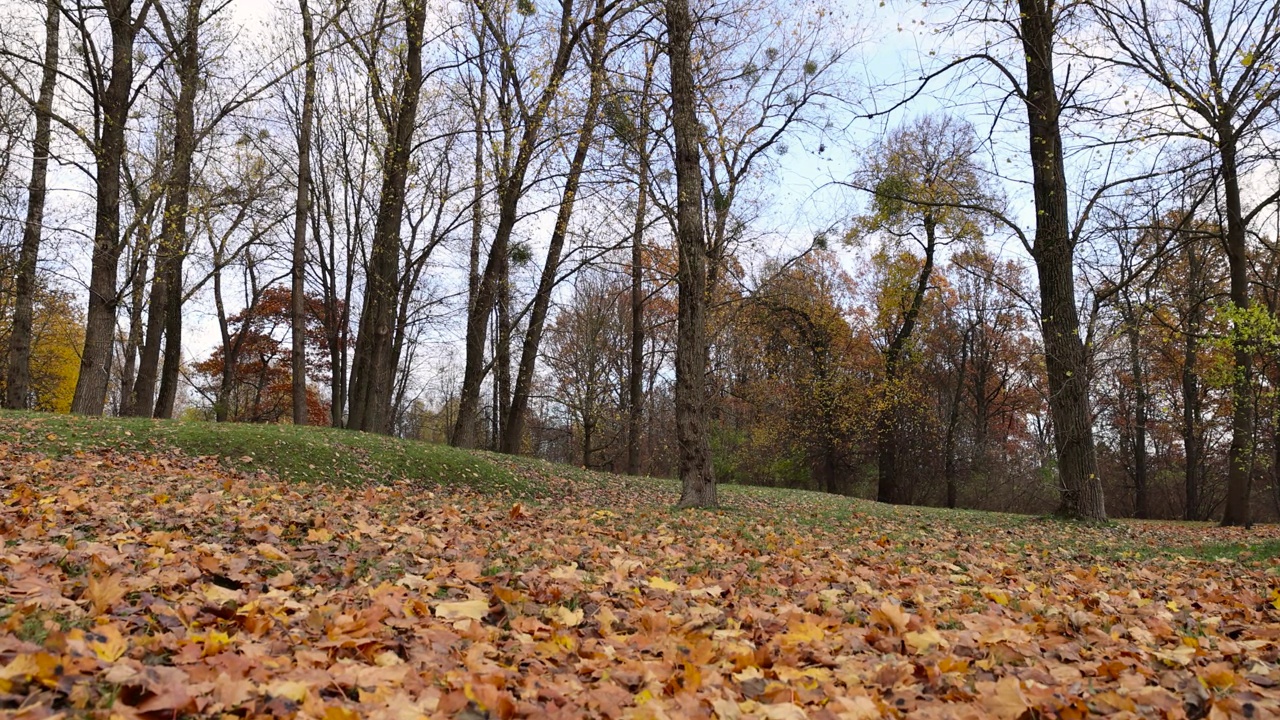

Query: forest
[[0, 0, 1279, 526]]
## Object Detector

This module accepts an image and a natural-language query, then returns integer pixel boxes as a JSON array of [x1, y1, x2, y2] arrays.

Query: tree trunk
[[128, 0, 201, 419], [495, 250, 511, 446], [943, 326, 970, 509], [71, 0, 144, 416], [1125, 318, 1150, 518], [626, 55, 655, 477], [154, 290, 181, 418], [1018, 0, 1105, 522], [291, 0, 317, 425], [666, 0, 715, 508], [1218, 131, 1255, 527], [1181, 290, 1203, 520], [118, 229, 151, 409], [347, 0, 427, 434], [4, 0, 59, 410], [502, 1, 610, 454]]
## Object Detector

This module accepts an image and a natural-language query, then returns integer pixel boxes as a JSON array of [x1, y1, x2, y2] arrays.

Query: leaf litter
[[2, 443, 1280, 718]]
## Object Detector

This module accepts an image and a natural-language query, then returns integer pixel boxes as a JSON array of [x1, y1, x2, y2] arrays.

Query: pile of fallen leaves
[[3, 443, 1280, 719]]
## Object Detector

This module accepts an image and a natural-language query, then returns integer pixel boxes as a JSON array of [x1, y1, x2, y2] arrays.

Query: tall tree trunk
[[1182, 327, 1202, 520], [5, 0, 59, 410], [292, 0, 317, 425], [468, 28, 486, 317], [626, 54, 655, 477], [154, 289, 181, 418], [1018, 0, 1106, 522], [128, 0, 201, 419], [666, 0, 715, 508], [502, 1, 610, 454], [118, 229, 151, 408], [347, 0, 427, 434], [495, 250, 511, 446], [71, 0, 146, 415], [1125, 318, 1150, 518], [1218, 132, 1255, 527], [452, 0, 583, 448], [943, 326, 970, 509]]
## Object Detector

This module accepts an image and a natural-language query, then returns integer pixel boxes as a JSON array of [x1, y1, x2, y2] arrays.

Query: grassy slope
[[0, 409, 1275, 564]]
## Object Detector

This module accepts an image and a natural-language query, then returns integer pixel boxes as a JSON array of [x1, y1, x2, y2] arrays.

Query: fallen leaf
[[435, 599, 490, 621]]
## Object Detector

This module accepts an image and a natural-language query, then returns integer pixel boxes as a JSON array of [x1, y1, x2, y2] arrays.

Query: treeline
[[0, 0, 1278, 524]]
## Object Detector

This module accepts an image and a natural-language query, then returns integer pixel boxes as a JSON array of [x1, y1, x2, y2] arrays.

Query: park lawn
[[1, 411, 1279, 718]]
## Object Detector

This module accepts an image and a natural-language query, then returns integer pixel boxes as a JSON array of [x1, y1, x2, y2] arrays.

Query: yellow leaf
[[325, 706, 360, 720], [779, 621, 825, 646], [904, 627, 948, 654], [307, 527, 333, 543], [0, 654, 40, 692], [982, 587, 1010, 606], [435, 599, 490, 621], [256, 543, 290, 561], [201, 629, 231, 657], [268, 571, 295, 589], [266, 679, 311, 702], [1154, 644, 1196, 666], [647, 576, 680, 592], [88, 624, 128, 662], [548, 605, 584, 628]]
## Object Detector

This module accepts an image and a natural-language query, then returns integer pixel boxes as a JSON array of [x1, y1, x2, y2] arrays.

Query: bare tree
[[4, 0, 59, 410], [344, 0, 429, 434]]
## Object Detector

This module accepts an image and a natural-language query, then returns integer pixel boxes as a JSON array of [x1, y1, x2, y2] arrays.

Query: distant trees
[[849, 114, 996, 505], [1087, 0, 1280, 525]]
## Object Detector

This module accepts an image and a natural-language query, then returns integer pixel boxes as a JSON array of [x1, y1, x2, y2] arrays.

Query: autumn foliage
[[191, 288, 332, 425], [4, 415, 1280, 718]]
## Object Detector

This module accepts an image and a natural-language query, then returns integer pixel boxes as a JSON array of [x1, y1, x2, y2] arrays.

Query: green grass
[[0, 410, 541, 497], [6, 410, 1268, 568]]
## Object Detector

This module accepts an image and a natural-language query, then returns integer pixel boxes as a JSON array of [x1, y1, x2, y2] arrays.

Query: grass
[[3, 409, 1278, 567], [0, 410, 540, 497]]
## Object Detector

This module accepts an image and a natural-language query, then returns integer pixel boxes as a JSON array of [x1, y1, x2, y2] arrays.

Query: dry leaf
[[434, 599, 490, 621]]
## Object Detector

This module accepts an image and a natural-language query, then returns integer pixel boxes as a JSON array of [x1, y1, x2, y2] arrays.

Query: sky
[[15, 0, 1273, 414]]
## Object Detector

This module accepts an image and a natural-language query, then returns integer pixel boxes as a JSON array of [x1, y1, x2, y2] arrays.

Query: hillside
[[2, 412, 1280, 718]]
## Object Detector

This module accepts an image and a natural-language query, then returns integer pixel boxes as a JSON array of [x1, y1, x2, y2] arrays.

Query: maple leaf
[[871, 599, 910, 633], [903, 627, 947, 654], [84, 573, 128, 615], [646, 576, 681, 592], [86, 623, 129, 662], [978, 677, 1029, 720], [548, 605, 585, 627]]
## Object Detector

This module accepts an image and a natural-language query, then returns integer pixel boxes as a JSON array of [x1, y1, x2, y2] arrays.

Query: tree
[[68, 0, 156, 415], [849, 113, 996, 505], [451, 0, 593, 448], [901, 0, 1110, 520], [502, 0, 617, 454], [291, 0, 317, 426], [665, 0, 715, 507], [4, 0, 59, 411], [124, 0, 205, 419], [192, 286, 331, 424], [1088, 0, 1280, 525], [344, 0, 429, 434]]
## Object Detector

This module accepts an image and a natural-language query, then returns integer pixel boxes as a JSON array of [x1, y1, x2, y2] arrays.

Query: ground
[[1, 412, 1279, 719]]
